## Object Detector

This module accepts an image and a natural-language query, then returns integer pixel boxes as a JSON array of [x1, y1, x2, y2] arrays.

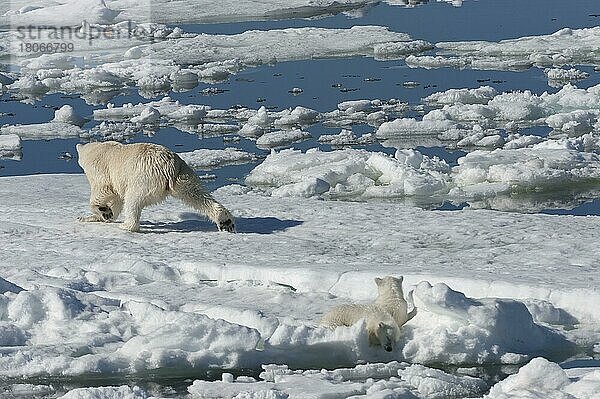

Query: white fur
[[76, 141, 235, 233], [374, 276, 417, 328], [320, 303, 400, 352]]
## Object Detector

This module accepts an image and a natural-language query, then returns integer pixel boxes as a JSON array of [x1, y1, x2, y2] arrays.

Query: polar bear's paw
[[120, 220, 140, 232], [78, 214, 103, 222], [218, 218, 235, 233], [97, 206, 114, 221]]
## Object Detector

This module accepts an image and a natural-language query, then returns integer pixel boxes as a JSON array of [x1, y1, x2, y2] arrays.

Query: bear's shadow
[[142, 213, 303, 234]]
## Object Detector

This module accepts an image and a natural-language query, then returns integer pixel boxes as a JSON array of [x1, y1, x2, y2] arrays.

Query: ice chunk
[[52, 105, 86, 127], [0, 122, 83, 140], [255, 129, 312, 149], [58, 385, 149, 399], [178, 148, 259, 170], [0, 134, 23, 160], [484, 358, 570, 398], [373, 40, 434, 60], [404, 282, 572, 364], [130, 107, 160, 124], [422, 27, 600, 72], [452, 140, 600, 198], [376, 118, 458, 138], [7, 0, 120, 26], [246, 148, 450, 199], [425, 86, 497, 105], [318, 129, 376, 146]]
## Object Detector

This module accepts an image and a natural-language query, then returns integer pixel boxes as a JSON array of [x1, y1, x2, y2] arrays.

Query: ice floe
[[0, 174, 598, 390], [245, 148, 451, 199], [246, 132, 600, 203], [545, 68, 590, 88], [5, 26, 429, 99], [407, 27, 600, 72], [0, 0, 380, 27], [0, 122, 84, 140], [318, 129, 376, 147], [178, 148, 259, 170], [0, 134, 22, 160], [379, 83, 600, 142], [187, 361, 486, 398], [256, 129, 312, 149], [451, 136, 600, 199], [94, 97, 209, 124], [52, 105, 87, 126]]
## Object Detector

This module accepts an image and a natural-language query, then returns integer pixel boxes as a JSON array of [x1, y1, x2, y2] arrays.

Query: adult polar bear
[[77, 141, 235, 233]]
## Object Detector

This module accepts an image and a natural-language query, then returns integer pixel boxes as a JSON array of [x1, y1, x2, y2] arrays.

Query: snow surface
[[0, 174, 598, 396]]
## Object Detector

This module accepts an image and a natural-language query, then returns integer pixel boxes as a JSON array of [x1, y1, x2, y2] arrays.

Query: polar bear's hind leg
[[171, 163, 235, 232]]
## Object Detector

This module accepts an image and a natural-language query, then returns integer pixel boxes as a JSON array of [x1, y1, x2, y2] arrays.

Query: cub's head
[[373, 321, 397, 352], [374, 276, 404, 298]]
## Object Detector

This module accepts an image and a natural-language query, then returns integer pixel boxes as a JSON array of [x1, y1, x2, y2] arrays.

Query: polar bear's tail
[[171, 162, 235, 232]]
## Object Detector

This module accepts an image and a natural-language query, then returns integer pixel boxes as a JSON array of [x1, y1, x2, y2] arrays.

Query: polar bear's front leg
[[120, 193, 143, 232], [79, 186, 122, 223]]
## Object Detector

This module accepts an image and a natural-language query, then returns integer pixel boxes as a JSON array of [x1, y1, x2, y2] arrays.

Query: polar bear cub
[[76, 141, 235, 233], [320, 276, 417, 351], [374, 276, 417, 328], [320, 303, 400, 352]]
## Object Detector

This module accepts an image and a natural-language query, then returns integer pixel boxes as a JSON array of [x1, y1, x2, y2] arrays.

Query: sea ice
[[52, 105, 86, 127], [0, 134, 22, 160], [451, 138, 600, 198], [178, 148, 259, 170], [408, 27, 600, 72], [245, 148, 451, 199], [0, 122, 84, 140], [255, 129, 313, 149], [7, 26, 429, 98], [381, 83, 600, 140], [0, 174, 598, 382]]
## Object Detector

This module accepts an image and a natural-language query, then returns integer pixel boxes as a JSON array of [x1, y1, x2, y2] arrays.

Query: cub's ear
[[76, 143, 83, 153], [374, 277, 382, 286]]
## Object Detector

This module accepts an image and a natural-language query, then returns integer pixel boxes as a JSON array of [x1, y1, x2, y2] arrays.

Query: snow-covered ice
[[1, 0, 379, 27], [0, 133, 22, 160], [0, 122, 84, 140], [245, 148, 451, 199], [379, 83, 600, 141], [178, 148, 259, 170], [246, 136, 600, 202], [0, 174, 598, 395], [6, 26, 427, 98], [407, 27, 600, 72], [255, 129, 312, 149]]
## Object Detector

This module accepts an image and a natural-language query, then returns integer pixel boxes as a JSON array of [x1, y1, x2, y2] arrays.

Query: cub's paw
[[218, 218, 235, 233]]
